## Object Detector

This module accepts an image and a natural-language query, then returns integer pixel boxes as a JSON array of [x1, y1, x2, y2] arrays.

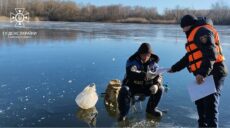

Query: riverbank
[[115, 18, 176, 24], [0, 16, 177, 25], [0, 16, 49, 22], [0, 16, 9, 21]]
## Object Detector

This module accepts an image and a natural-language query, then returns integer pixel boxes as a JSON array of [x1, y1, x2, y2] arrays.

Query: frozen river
[[0, 22, 229, 127]]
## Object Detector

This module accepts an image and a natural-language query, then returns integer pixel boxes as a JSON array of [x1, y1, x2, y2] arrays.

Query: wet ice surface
[[0, 22, 229, 127]]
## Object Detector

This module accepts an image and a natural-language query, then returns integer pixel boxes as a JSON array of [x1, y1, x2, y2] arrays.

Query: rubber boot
[[117, 86, 131, 121], [146, 86, 163, 117]]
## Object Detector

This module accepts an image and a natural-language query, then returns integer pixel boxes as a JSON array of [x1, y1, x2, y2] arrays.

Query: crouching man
[[118, 43, 164, 121]]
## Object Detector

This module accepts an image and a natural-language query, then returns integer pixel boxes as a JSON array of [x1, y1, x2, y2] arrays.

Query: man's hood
[[195, 17, 214, 27], [185, 17, 214, 37]]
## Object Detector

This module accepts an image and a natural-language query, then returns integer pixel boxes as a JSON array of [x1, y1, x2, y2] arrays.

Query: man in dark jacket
[[117, 43, 164, 121], [168, 14, 228, 127]]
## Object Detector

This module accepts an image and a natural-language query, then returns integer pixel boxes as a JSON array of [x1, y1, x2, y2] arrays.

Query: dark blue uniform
[[171, 17, 228, 127], [118, 52, 163, 117]]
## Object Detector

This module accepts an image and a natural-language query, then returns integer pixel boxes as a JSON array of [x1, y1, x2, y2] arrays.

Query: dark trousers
[[117, 85, 163, 117], [195, 75, 225, 128]]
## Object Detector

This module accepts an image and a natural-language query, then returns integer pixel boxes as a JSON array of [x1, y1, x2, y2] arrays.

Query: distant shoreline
[[0, 15, 228, 26], [0, 16, 181, 25]]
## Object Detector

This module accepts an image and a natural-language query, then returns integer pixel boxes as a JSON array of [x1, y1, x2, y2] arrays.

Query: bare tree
[[1, 0, 230, 24]]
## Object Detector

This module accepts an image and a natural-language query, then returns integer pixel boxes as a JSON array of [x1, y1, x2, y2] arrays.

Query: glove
[[146, 71, 157, 80], [157, 75, 163, 84], [167, 68, 174, 73], [146, 65, 158, 80], [149, 84, 158, 94], [131, 66, 141, 73]]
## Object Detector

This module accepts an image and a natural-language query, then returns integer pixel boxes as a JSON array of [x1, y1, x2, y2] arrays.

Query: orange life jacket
[[185, 24, 225, 72]]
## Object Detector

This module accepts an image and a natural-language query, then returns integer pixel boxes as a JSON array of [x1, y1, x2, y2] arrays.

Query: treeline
[[0, 0, 230, 25]]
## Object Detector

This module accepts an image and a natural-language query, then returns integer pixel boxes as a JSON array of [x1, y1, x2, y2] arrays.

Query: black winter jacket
[[171, 17, 228, 77]]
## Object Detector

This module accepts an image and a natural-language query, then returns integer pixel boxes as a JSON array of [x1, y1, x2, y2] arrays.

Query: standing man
[[168, 14, 228, 127], [118, 43, 164, 121]]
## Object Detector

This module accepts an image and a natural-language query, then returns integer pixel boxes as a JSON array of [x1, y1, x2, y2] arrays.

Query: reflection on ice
[[76, 107, 98, 127]]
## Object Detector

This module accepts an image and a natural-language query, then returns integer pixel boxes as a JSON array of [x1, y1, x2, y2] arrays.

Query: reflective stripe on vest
[[186, 24, 225, 72]]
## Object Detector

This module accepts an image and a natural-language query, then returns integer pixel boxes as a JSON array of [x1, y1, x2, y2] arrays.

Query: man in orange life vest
[[168, 15, 228, 127]]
